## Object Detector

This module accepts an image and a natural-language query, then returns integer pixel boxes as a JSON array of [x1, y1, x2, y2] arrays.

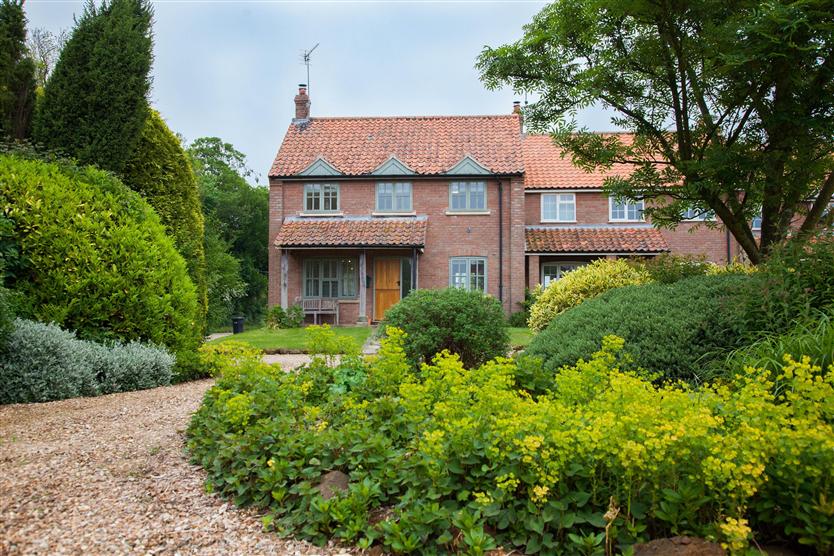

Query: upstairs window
[[304, 183, 339, 213], [682, 207, 715, 221], [609, 197, 644, 222], [752, 212, 762, 231], [450, 181, 486, 211], [541, 193, 576, 222], [449, 257, 486, 292], [376, 182, 413, 212]]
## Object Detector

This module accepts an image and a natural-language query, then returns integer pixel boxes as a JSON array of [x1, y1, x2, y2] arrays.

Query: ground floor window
[[541, 262, 583, 287], [450, 257, 486, 292], [304, 258, 357, 298]]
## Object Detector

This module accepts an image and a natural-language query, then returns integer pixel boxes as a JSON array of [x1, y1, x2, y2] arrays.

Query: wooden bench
[[297, 297, 339, 325]]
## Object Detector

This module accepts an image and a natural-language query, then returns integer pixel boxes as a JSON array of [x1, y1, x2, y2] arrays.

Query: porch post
[[357, 250, 368, 324], [280, 250, 289, 309], [411, 247, 417, 290]]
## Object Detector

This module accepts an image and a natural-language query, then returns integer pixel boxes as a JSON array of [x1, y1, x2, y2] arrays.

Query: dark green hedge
[[382, 287, 508, 368], [0, 154, 200, 353], [526, 274, 752, 383], [123, 110, 207, 329]]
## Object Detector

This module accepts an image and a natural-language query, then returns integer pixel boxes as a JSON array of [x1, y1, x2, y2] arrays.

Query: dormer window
[[304, 183, 339, 213]]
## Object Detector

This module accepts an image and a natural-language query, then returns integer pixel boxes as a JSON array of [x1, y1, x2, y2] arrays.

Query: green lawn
[[508, 327, 533, 348], [210, 326, 373, 352]]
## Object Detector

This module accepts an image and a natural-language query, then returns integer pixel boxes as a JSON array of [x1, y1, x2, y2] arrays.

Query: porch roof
[[525, 226, 669, 254], [275, 216, 427, 248]]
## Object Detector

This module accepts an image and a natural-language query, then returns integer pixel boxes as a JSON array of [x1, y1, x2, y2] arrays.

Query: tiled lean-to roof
[[522, 134, 636, 189], [525, 227, 669, 254], [269, 115, 524, 177], [275, 217, 427, 248]]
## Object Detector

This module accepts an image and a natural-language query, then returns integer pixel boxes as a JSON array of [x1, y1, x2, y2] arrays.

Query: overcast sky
[[25, 1, 612, 184]]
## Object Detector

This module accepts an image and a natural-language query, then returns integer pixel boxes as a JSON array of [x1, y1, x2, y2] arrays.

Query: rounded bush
[[0, 318, 174, 404], [123, 110, 208, 328], [526, 274, 752, 383], [0, 319, 99, 403], [0, 154, 200, 353], [528, 258, 651, 331], [382, 287, 508, 368]]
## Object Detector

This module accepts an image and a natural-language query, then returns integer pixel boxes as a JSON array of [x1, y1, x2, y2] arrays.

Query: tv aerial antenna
[[302, 43, 320, 95]]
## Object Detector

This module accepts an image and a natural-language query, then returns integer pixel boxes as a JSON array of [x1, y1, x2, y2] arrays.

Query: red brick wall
[[524, 191, 743, 263], [269, 177, 525, 317]]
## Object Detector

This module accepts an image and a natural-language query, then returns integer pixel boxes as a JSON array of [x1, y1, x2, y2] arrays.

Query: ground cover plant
[[526, 274, 752, 384], [0, 318, 173, 404], [187, 329, 834, 555], [383, 287, 508, 368]]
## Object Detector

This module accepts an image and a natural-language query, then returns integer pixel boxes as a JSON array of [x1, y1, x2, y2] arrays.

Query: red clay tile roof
[[523, 134, 635, 189], [526, 227, 669, 253], [275, 218, 427, 248], [269, 115, 523, 177]]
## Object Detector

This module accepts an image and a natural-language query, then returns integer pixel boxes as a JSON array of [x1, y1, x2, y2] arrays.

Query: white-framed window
[[303, 258, 357, 298], [376, 182, 412, 212], [609, 197, 644, 222], [541, 262, 584, 288], [541, 193, 576, 222], [752, 212, 762, 231], [449, 257, 487, 292], [449, 181, 487, 211], [682, 207, 715, 221], [304, 183, 339, 213]]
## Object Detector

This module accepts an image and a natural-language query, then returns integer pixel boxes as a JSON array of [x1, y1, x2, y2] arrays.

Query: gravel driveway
[[0, 380, 357, 555]]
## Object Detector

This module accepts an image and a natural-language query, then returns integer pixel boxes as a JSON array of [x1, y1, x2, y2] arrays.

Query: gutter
[[268, 172, 524, 182]]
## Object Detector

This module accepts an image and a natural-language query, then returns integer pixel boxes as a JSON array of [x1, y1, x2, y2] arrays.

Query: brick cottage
[[268, 85, 750, 324]]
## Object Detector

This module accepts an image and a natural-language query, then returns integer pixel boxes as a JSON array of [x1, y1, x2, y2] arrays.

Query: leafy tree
[[203, 228, 245, 329], [32, 0, 152, 174], [26, 27, 67, 89], [0, 0, 35, 139], [188, 137, 268, 328], [478, 0, 834, 263], [123, 110, 207, 329]]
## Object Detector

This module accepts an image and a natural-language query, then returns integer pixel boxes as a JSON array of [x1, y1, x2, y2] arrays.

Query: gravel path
[[0, 380, 358, 555]]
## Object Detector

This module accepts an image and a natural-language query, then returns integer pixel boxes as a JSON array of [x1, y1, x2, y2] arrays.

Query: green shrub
[[507, 310, 528, 327], [266, 304, 304, 330], [0, 283, 13, 348], [123, 110, 207, 329], [637, 253, 711, 284], [527, 274, 751, 383], [0, 154, 201, 353], [745, 236, 834, 333], [187, 332, 834, 554], [723, 311, 834, 376], [528, 258, 650, 332], [382, 287, 508, 368], [0, 318, 173, 404]]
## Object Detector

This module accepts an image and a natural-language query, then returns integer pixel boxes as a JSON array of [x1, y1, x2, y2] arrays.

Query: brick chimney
[[512, 101, 524, 133], [294, 84, 310, 122]]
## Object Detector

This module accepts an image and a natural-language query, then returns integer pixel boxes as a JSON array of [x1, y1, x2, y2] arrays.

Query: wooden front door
[[374, 258, 401, 321]]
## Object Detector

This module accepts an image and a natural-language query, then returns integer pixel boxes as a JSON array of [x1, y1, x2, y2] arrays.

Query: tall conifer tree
[[0, 0, 35, 139], [33, 0, 152, 174]]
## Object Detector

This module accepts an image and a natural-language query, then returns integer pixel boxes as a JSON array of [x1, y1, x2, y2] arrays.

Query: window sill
[[299, 211, 344, 217], [541, 220, 577, 224], [608, 220, 646, 224], [372, 211, 417, 217], [445, 210, 491, 216]]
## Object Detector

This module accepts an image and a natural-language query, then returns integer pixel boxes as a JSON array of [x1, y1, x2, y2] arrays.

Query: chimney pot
[[512, 101, 522, 114], [294, 83, 310, 121]]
